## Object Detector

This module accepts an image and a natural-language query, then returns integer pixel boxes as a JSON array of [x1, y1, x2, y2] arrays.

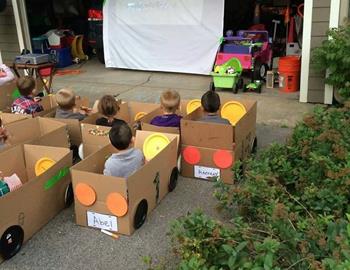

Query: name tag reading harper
[[194, 165, 220, 180], [87, 211, 118, 232]]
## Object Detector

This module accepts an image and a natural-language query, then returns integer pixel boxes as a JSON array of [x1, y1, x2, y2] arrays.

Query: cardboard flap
[[81, 112, 101, 125], [134, 130, 179, 152], [23, 144, 71, 180], [181, 117, 234, 150], [128, 102, 159, 123], [6, 118, 42, 145], [38, 117, 67, 134], [0, 112, 30, 125], [81, 123, 111, 146], [72, 144, 116, 173], [0, 144, 28, 183], [0, 80, 16, 112], [117, 102, 131, 123]]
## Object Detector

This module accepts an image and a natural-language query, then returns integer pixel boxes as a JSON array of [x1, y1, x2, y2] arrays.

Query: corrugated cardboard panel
[[81, 123, 111, 147], [0, 144, 72, 249], [0, 112, 30, 125], [0, 80, 16, 112]]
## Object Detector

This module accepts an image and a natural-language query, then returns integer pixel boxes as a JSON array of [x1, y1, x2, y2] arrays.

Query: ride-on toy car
[[210, 58, 244, 94], [215, 30, 272, 80]]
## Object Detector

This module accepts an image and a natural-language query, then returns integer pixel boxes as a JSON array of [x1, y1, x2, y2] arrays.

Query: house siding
[[0, 1, 20, 64], [307, 0, 331, 103]]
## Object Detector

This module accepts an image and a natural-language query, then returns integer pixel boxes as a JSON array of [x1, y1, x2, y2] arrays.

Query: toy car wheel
[[253, 61, 267, 80], [237, 78, 244, 90], [233, 84, 239, 94], [209, 82, 215, 91], [64, 183, 74, 208], [0, 226, 24, 260], [134, 199, 148, 230], [168, 167, 179, 192], [242, 84, 248, 92], [251, 137, 258, 154]]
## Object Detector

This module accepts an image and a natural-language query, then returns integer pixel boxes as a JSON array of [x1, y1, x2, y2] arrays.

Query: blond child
[[55, 88, 90, 121], [150, 90, 182, 127]]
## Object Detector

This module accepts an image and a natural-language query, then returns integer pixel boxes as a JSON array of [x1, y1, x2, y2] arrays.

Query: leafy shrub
[[169, 103, 350, 269], [312, 25, 350, 100]]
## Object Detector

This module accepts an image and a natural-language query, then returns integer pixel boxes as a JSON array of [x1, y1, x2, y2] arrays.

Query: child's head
[[160, 90, 180, 114], [17, 76, 36, 97], [201, 91, 221, 113], [98, 95, 120, 118], [56, 88, 76, 110], [109, 122, 133, 151]]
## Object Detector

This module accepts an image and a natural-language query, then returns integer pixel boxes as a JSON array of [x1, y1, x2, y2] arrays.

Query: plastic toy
[[210, 58, 244, 94], [243, 80, 263, 94], [215, 30, 272, 80]]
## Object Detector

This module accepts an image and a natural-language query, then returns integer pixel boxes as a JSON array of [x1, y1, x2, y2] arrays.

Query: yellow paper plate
[[186, 99, 201, 115], [143, 133, 170, 161], [35, 157, 56, 176], [134, 112, 147, 121], [221, 101, 247, 125]]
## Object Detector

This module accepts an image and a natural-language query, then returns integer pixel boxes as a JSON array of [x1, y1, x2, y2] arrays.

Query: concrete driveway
[[1, 59, 314, 270]]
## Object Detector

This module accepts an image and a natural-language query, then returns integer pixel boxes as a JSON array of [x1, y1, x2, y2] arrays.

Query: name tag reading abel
[[87, 211, 118, 232], [194, 165, 220, 180]]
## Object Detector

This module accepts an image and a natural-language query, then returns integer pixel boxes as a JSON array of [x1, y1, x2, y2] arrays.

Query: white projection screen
[[103, 0, 225, 74]]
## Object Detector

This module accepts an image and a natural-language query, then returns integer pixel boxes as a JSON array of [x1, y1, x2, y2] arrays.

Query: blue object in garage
[[50, 47, 72, 68]]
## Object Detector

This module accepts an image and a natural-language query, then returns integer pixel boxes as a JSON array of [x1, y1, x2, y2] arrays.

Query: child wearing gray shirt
[[104, 122, 144, 178], [198, 90, 230, 125]]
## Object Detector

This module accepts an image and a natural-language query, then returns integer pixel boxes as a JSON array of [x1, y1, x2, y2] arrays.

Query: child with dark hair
[[199, 91, 230, 125], [103, 122, 144, 178], [96, 95, 126, 127], [11, 76, 43, 115]]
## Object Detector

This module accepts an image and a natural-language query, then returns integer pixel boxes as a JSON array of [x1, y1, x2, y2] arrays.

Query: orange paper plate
[[106, 193, 128, 217], [75, 183, 96, 206], [221, 101, 247, 125]]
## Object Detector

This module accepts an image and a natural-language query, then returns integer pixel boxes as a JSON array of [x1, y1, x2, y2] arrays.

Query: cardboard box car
[[0, 79, 44, 113], [141, 100, 199, 134], [0, 144, 72, 261], [2, 117, 70, 152], [79, 101, 159, 158], [0, 112, 30, 125], [180, 98, 257, 184], [41, 96, 90, 146], [71, 130, 179, 236]]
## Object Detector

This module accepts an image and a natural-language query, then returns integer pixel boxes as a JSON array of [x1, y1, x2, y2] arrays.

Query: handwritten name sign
[[194, 165, 220, 180], [87, 211, 118, 232]]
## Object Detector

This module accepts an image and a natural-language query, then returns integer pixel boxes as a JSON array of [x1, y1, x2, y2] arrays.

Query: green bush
[[312, 25, 350, 100], [169, 103, 350, 269]]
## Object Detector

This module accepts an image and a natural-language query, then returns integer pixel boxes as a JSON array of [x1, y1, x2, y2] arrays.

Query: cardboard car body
[[141, 100, 197, 134], [0, 144, 72, 261], [180, 98, 257, 184], [41, 96, 90, 146], [1, 117, 70, 152], [71, 130, 179, 236], [80, 101, 159, 158]]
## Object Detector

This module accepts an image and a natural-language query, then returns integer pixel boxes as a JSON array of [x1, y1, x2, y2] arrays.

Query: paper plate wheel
[[134, 112, 147, 121], [143, 133, 170, 161], [221, 101, 247, 125], [186, 99, 201, 114], [35, 157, 56, 176]]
